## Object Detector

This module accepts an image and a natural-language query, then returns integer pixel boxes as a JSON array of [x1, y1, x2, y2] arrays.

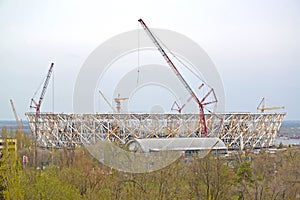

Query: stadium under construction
[[25, 19, 286, 152], [25, 112, 285, 150]]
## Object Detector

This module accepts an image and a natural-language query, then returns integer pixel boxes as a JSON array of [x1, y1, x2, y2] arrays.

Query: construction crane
[[30, 63, 54, 117], [114, 94, 128, 113], [257, 97, 284, 113], [30, 62, 54, 167], [171, 83, 217, 113], [138, 19, 215, 136], [9, 99, 22, 132], [99, 90, 117, 113]]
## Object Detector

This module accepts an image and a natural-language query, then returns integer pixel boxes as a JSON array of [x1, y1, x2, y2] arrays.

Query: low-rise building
[[0, 138, 17, 152], [127, 137, 227, 156]]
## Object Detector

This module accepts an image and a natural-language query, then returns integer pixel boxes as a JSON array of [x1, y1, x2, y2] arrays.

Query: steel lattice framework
[[25, 112, 285, 150]]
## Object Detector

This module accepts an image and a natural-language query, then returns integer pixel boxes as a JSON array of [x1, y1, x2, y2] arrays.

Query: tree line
[[0, 128, 299, 200]]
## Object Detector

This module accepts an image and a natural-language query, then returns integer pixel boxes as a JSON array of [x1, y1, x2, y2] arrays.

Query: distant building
[[126, 137, 227, 156]]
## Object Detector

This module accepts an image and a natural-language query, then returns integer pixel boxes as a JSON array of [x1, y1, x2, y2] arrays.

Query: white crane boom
[[99, 90, 117, 113], [10, 99, 22, 131]]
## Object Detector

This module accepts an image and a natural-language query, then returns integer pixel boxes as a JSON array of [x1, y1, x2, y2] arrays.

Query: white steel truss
[[25, 113, 285, 150]]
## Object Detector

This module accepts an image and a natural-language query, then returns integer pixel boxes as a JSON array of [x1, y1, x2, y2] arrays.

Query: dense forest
[[0, 128, 299, 200]]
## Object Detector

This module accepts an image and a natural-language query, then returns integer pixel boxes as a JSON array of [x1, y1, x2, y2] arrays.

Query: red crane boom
[[30, 63, 54, 117], [138, 19, 208, 136]]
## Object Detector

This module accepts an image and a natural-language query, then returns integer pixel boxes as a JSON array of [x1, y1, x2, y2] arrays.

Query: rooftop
[[127, 137, 227, 153]]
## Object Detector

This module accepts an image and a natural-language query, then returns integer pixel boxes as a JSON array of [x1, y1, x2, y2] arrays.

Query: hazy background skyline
[[0, 0, 299, 120]]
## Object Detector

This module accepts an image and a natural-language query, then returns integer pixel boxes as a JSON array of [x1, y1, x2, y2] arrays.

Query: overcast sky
[[0, 0, 299, 120]]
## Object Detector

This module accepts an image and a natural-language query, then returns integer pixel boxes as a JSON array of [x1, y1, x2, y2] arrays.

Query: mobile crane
[[138, 19, 216, 136], [30, 63, 54, 117], [30, 62, 54, 167]]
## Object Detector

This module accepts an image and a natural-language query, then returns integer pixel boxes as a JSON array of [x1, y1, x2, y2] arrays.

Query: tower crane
[[138, 19, 216, 136], [30, 63, 54, 117], [257, 97, 284, 113], [9, 99, 22, 132], [114, 94, 128, 113]]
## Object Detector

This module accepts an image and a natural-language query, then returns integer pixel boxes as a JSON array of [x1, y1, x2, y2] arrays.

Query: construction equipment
[[171, 83, 217, 113], [30, 62, 54, 168], [257, 97, 284, 113], [30, 63, 54, 117], [99, 90, 116, 113], [138, 19, 217, 136], [9, 99, 22, 132], [114, 94, 128, 113]]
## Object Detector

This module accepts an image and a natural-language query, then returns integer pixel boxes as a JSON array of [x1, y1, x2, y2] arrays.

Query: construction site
[[24, 19, 285, 152], [3, 1, 300, 198]]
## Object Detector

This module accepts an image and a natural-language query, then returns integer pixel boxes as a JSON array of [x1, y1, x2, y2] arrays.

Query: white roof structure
[[26, 113, 285, 150], [127, 137, 227, 153]]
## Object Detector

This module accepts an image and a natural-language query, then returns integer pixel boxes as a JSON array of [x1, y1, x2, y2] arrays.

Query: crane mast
[[138, 19, 208, 136], [114, 94, 129, 113], [30, 63, 54, 117]]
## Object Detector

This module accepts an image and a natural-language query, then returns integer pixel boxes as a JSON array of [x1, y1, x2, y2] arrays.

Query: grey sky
[[0, 0, 299, 120]]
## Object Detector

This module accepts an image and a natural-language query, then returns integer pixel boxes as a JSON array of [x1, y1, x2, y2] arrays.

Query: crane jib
[[138, 18, 208, 136], [30, 63, 54, 117]]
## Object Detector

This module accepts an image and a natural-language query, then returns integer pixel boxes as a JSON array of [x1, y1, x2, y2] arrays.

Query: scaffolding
[[25, 112, 285, 150]]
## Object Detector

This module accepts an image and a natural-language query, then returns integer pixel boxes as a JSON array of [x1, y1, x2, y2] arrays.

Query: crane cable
[[150, 30, 218, 108], [152, 30, 214, 90], [32, 69, 49, 100], [153, 31, 219, 109], [136, 23, 141, 87], [137, 26, 218, 113]]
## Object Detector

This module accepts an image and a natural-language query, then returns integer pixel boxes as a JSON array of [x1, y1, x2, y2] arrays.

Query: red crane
[[30, 62, 54, 167], [138, 19, 214, 136], [171, 83, 217, 114], [30, 63, 54, 117]]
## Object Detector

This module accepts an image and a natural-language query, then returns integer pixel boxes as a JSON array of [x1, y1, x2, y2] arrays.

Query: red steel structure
[[30, 63, 54, 117], [138, 19, 216, 136]]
